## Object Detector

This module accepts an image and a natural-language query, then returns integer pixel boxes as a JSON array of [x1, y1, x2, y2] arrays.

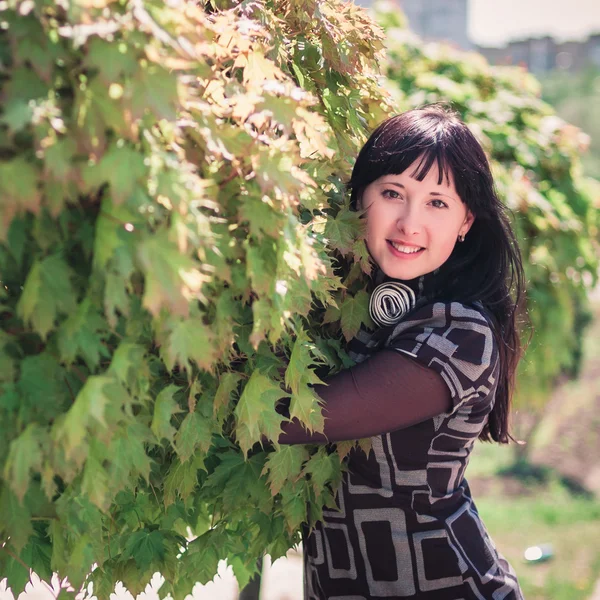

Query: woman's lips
[[386, 240, 425, 259]]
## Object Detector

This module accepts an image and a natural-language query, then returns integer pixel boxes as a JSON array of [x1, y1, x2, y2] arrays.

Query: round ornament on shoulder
[[369, 281, 416, 328]]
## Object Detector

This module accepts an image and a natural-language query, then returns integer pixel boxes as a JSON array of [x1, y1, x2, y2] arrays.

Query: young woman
[[278, 105, 526, 599]]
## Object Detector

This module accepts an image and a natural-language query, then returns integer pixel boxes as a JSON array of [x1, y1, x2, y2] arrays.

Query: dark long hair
[[348, 105, 527, 444]]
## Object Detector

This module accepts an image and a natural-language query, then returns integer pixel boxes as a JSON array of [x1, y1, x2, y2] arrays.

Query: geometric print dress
[[301, 301, 524, 599]]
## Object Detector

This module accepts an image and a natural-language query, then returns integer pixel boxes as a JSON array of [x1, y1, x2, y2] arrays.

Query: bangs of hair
[[349, 108, 470, 208]]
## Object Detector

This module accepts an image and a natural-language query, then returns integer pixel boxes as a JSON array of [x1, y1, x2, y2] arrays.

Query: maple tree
[[0, 0, 386, 596], [0, 0, 597, 597]]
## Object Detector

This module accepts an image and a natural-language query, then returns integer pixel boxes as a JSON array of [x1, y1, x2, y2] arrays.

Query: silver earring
[[458, 234, 465, 242]]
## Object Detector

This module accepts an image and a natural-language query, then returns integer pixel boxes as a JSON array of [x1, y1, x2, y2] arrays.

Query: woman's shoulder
[[391, 300, 494, 337], [385, 300, 498, 370]]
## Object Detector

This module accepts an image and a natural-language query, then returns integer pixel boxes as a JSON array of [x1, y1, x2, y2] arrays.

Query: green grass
[[467, 444, 600, 600]]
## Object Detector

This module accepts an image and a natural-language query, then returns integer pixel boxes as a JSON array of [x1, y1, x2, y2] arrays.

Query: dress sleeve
[[385, 301, 499, 415], [278, 349, 452, 445]]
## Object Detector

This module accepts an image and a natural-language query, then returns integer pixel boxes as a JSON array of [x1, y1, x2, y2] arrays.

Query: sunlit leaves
[[262, 445, 308, 495], [0, 0, 395, 593], [234, 371, 287, 455]]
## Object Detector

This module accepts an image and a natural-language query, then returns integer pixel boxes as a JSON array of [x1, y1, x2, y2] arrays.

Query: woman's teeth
[[389, 241, 423, 254]]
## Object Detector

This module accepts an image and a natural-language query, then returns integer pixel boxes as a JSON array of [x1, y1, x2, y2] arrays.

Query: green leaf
[[123, 530, 166, 572], [175, 411, 213, 462], [324, 208, 362, 255], [302, 447, 343, 498], [285, 328, 326, 394], [261, 445, 308, 495], [280, 480, 309, 534], [130, 65, 179, 120], [137, 233, 206, 317], [289, 383, 325, 435], [213, 372, 242, 424], [203, 452, 272, 515], [151, 384, 183, 445], [55, 375, 128, 460], [83, 144, 147, 205], [234, 371, 286, 455], [81, 439, 112, 511], [17, 255, 77, 339], [3, 423, 47, 501], [0, 158, 40, 238], [85, 37, 138, 83], [164, 454, 205, 507], [0, 486, 33, 552], [57, 298, 109, 371], [340, 289, 372, 341], [158, 314, 217, 373]]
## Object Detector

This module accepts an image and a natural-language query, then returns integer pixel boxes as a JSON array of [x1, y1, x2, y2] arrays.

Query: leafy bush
[[0, 0, 389, 596]]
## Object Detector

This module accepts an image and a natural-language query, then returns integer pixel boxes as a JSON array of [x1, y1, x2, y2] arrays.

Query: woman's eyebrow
[[378, 181, 405, 189], [430, 191, 458, 201]]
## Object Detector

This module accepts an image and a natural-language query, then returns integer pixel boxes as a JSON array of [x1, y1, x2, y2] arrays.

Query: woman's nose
[[396, 205, 421, 236]]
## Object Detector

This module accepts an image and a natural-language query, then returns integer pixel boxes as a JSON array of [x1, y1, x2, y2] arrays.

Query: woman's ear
[[460, 209, 475, 237]]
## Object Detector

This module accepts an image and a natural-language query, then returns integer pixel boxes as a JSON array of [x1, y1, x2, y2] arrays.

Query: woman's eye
[[382, 189, 401, 200], [430, 199, 448, 209]]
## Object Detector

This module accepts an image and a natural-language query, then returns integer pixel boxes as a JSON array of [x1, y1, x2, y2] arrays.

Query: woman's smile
[[386, 240, 426, 258]]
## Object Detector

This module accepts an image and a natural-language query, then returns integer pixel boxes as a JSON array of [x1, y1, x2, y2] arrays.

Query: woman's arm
[[278, 350, 452, 445]]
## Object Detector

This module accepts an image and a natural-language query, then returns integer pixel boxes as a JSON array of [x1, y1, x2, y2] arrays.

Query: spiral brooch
[[369, 281, 416, 328]]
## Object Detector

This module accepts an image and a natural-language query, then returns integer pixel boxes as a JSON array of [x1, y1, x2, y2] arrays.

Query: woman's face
[[358, 159, 475, 281]]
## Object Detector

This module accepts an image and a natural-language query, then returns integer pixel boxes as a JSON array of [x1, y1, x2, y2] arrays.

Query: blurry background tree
[[539, 66, 600, 180], [0, 0, 598, 599]]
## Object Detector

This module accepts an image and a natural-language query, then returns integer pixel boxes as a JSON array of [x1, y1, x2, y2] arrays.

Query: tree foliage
[[0, 0, 598, 596], [0, 0, 388, 596]]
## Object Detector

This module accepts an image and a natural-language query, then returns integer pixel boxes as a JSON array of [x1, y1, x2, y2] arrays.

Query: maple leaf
[[83, 144, 147, 205], [302, 447, 343, 497], [174, 411, 213, 462], [280, 480, 309, 534], [0, 158, 41, 239], [285, 328, 326, 395], [81, 440, 112, 511], [234, 371, 287, 455], [261, 445, 308, 495], [158, 313, 218, 372], [55, 375, 129, 461], [57, 298, 109, 371], [138, 233, 209, 317], [289, 383, 325, 435], [17, 255, 77, 340], [3, 423, 47, 501], [203, 451, 272, 515], [151, 384, 183, 445], [164, 454, 205, 507], [122, 530, 167, 572], [213, 372, 242, 424], [0, 486, 33, 553], [340, 289, 372, 341], [324, 208, 362, 255], [107, 423, 153, 485]]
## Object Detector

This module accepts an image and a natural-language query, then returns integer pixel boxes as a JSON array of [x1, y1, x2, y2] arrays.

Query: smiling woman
[[278, 105, 527, 599], [357, 162, 474, 281]]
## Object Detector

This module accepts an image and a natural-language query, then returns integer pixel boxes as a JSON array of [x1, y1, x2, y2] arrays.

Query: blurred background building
[[355, 0, 600, 74]]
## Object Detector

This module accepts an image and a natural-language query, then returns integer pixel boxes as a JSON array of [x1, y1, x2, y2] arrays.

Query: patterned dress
[[302, 301, 524, 599]]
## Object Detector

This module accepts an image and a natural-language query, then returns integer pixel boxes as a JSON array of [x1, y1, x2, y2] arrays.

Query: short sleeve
[[385, 302, 499, 414]]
